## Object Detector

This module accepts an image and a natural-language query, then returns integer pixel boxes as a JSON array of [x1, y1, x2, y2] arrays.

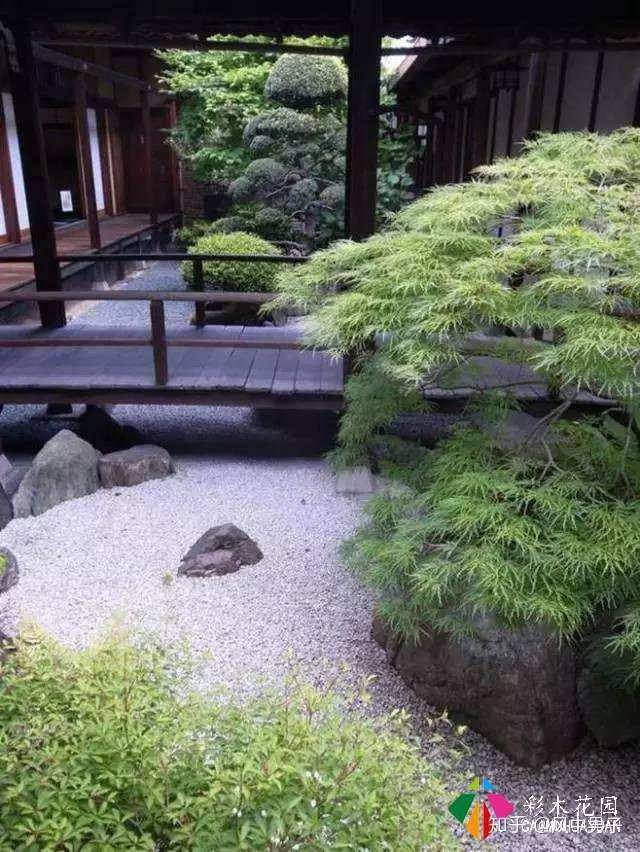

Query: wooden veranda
[[0, 1, 636, 413]]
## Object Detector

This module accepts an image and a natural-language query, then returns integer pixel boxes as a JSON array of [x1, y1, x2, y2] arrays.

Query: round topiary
[[248, 134, 274, 154], [182, 231, 280, 293], [265, 55, 348, 108], [254, 207, 292, 241], [208, 216, 250, 235], [243, 107, 316, 145], [319, 183, 345, 208], [285, 178, 319, 212], [229, 176, 254, 204]]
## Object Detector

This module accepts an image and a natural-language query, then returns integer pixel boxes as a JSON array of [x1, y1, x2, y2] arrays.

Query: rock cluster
[[12, 429, 174, 519]]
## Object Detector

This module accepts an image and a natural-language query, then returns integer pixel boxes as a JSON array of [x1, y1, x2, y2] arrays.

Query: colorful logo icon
[[449, 776, 514, 840]]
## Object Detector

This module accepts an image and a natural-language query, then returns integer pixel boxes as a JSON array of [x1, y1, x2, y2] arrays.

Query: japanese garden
[[0, 4, 639, 850]]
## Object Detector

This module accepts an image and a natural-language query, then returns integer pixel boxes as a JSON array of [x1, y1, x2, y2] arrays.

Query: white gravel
[[0, 262, 638, 850]]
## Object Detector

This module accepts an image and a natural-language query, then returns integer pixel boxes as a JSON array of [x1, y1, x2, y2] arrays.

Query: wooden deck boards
[[0, 213, 175, 294], [0, 322, 345, 408]]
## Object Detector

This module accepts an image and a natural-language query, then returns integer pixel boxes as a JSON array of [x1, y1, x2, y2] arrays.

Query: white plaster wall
[[2, 92, 29, 230], [87, 108, 105, 212], [0, 185, 6, 237]]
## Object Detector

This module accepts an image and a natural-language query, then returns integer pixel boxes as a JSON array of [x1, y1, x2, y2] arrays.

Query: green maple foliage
[[274, 130, 640, 683]]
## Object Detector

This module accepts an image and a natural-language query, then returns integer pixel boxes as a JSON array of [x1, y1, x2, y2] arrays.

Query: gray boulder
[[0, 547, 18, 593], [13, 430, 101, 518], [99, 445, 174, 488], [372, 610, 583, 767], [178, 524, 263, 577]]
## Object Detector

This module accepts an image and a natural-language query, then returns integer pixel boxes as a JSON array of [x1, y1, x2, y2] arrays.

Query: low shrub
[[182, 231, 280, 293], [0, 633, 457, 850]]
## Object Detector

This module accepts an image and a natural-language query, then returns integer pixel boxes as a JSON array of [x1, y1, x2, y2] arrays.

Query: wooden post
[[524, 52, 548, 138], [193, 257, 206, 328], [588, 51, 605, 132], [553, 51, 569, 132], [344, 0, 381, 240], [149, 300, 168, 385], [73, 74, 101, 249], [8, 18, 65, 327], [471, 71, 491, 168], [141, 90, 158, 227]]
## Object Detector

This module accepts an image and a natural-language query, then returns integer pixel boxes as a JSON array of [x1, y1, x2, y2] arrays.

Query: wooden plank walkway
[[0, 323, 345, 410], [0, 213, 176, 295]]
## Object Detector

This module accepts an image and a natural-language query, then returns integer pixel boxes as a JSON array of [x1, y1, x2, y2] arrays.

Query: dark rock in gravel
[[13, 429, 101, 517], [0, 484, 13, 531], [99, 445, 174, 488], [178, 524, 263, 577], [372, 610, 584, 768], [385, 411, 467, 448], [577, 647, 640, 748], [78, 405, 144, 453], [472, 410, 555, 459], [0, 547, 18, 593]]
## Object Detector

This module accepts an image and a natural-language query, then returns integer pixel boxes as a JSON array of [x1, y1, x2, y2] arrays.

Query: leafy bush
[[273, 130, 640, 683], [265, 54, 348, 107], [0, 634, 458, 850], [182, 232, 280, 292]]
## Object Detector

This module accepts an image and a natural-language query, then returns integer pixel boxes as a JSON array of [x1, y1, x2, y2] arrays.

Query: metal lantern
[[490, 64, 521, 94]]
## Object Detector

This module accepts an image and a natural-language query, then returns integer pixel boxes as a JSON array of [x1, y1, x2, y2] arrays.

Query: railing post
[[193, 257, 206, 328], [149, 300, 168, 386]]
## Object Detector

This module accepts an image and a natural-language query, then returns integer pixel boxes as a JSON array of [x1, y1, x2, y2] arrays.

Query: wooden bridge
[[0, 254, 346, 411]]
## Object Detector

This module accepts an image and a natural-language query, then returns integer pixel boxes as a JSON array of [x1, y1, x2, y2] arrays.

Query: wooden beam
[[7, 18, 65, 328], [73, 74, 101, 250], [141, 91, 158, 227], [0, 95, 21, 244], [42, 37, 347, 56], [523, 52, 548, 137], [345, 0, 381, 240], [33, 44, 152, 91]]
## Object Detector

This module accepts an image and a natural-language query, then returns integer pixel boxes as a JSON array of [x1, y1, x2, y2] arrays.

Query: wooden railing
[[0, 252, 309, 328], [0, 252, 310, 387], [0, 290, 307, 387]]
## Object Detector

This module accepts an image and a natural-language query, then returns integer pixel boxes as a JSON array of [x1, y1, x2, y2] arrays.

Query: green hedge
[[182, 231, 280, 293], [0, 634, 458, 850]]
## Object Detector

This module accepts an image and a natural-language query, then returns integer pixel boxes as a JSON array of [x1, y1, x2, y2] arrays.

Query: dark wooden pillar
[[8, 18, 65, 327], [74, 74, 101, 249], [141, 90, 158, 226], [524, 52, 548, 138], [345, 0, 381, 240], [0, 95, 21, 244], [471, 71, 491, 169]]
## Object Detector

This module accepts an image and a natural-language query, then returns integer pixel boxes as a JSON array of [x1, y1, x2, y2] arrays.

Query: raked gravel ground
[[0, 263, 638, 850]]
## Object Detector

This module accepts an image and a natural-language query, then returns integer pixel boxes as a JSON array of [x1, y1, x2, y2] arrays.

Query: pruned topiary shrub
[[265, 54, 347, 108], [182, 231, 280, 292], [0, 633, 458, 850]]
